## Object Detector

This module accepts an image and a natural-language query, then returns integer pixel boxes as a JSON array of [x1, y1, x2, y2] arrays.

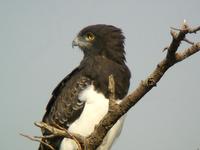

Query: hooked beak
[[72, 37, 79, 48], [72, 36, 91, 49]]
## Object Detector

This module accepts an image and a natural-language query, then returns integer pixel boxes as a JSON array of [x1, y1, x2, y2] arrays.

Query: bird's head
[[72, 24, 126, 64]]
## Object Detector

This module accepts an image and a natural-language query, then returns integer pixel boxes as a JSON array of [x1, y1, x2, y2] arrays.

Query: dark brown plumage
[[39, 24, 131, 150]]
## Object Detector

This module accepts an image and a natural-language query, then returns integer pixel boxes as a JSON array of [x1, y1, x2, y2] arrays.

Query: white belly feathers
[[60, 85, 125, 150], [69, 85, 109, 136]]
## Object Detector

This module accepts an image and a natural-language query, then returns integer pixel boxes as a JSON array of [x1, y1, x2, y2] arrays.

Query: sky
[[0, 0, 200, 150]]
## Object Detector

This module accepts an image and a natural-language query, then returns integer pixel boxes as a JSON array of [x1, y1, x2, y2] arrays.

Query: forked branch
[[85, 21, 200, 149]]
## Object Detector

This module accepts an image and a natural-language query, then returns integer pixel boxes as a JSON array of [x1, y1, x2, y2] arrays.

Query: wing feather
[[39, 67, 92, 150], [45, 67, 79, 112], [43, 69, 92, 128]]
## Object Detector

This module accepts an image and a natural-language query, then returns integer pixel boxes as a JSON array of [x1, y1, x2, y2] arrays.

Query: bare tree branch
[[21, 122, 85, 150], [188, 26, 200, 33], [35, 122, 84, 150], [85, 21, 200, 149], [20, 133, 55, 150], [183, 37, 194, 45]]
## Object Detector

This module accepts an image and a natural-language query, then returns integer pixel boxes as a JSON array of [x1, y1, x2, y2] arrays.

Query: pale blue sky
[[0, 0, 200, 150]]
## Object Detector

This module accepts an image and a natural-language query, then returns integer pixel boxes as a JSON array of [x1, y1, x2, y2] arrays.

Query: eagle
[[38, 24, 131, 150]]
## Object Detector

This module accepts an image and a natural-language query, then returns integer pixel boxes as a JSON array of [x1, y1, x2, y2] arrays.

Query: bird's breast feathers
[[60, 84, 109, 150], [69, 84, 109, 136], [60, 85, 125, 150]]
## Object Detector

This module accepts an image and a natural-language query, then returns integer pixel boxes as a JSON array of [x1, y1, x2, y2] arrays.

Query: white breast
[[60, 85, 125, 150], [69, 85, 109, 136]]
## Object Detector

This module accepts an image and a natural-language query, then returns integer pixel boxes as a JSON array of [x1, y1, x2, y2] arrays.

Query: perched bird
[[38, 24, 131, 150]]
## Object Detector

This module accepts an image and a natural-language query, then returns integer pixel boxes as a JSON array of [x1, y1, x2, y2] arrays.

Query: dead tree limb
[[85, 21, 200, 149]]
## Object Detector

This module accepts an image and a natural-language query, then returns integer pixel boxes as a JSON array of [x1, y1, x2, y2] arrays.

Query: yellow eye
[[85, 32, 95, 41]]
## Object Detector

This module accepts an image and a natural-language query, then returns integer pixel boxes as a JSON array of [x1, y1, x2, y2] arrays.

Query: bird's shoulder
[[46, 67, 80, 111]]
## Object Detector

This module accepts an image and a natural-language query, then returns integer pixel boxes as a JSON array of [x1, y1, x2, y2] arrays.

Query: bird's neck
[[81, 53, 126, 67]]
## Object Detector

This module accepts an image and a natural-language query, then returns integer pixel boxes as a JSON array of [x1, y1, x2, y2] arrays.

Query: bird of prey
[[38, 24, 131, 150]]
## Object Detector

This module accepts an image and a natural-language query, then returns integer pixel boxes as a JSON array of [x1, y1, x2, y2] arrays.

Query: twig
[[171, 25, 200, 34], [20, 133, 55, 150], [34, 134, 56, 139], [35, 122, 84, 150], [170, 27, 182, 31], [162, 46, 169, 52], [188, 26, 200, 33], [183, 38, 194, 45], [108, 74, 115, 101]]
